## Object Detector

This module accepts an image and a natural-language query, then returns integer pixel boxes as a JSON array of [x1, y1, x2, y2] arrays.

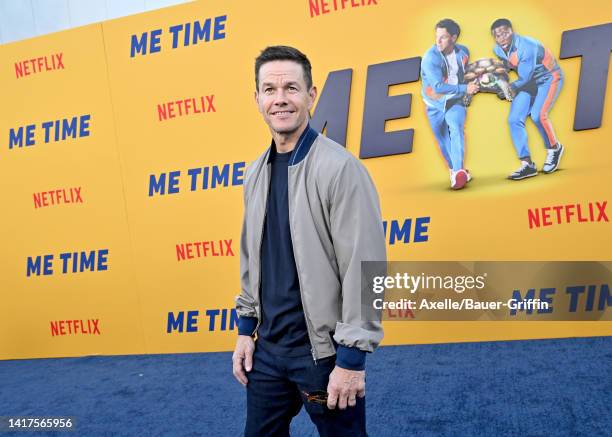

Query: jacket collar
[[267, 123, 319, 167], [435, 44, 466, 76]]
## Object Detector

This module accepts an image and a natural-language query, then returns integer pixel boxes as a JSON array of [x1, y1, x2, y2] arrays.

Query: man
[[421, 19, 479, 190], [233, 45, 386, 436], [491, 18, 565, 180]]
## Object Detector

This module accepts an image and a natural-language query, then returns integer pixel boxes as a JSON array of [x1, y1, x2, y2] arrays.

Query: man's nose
[[273, 89, 288, 104]]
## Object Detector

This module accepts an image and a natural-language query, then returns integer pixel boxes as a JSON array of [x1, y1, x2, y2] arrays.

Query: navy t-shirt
[[258, 147, 310, 348]]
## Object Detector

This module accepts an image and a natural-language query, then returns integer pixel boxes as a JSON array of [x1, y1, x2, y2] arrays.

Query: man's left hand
[[467, 81, 479, 95], [326, 366, 365, 410]]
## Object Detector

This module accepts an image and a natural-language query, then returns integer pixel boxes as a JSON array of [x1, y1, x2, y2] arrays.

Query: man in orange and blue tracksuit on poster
[[491, 18, 565, 180], [421, 19, 479, 190]]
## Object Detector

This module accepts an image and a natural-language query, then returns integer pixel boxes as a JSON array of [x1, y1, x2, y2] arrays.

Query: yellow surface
[[0, 25, 145, 359], [0, 0, 610, 359]]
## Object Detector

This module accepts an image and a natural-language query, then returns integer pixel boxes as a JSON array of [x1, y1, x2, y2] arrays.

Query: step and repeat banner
[[1, 0, 610, 359]]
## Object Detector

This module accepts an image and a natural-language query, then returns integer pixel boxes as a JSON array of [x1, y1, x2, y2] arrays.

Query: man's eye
[[289, 87, 298, 91], [264, 88, 273, 94]]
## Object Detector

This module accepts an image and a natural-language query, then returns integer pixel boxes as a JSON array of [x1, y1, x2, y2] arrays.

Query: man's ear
[[452, 34, 458, 44], [308, 86, 318, 111]]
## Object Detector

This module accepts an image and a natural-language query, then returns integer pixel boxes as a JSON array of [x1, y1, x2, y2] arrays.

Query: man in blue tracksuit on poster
[[491, 18, 565, 180], [421, 18, 479, 190]]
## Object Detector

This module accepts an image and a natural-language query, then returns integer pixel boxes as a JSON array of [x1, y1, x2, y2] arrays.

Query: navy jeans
[[245, 339, 367, 436]]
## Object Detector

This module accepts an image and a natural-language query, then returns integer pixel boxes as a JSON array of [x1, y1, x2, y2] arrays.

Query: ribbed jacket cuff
[[335, 345, 366, 371], [237, 316, 257, 336]]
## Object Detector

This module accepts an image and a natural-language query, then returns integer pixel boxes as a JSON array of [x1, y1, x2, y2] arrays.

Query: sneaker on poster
[[450, 169, 468, 190], [508, 161, 537, 180], [542, 143, 564, 174]]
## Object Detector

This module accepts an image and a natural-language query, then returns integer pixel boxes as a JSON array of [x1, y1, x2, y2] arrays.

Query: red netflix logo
[[527, 201, 608, 229], [157, 95, 216, 121], [308, 0, 378, 18], [15, 53, 64, 78], [176, 239, 234, 261], [50, 319, 101, 336], [386, 308, 415, 319], [33, 187, 83, 209]]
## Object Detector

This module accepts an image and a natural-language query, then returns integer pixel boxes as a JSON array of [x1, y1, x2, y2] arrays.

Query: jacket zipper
[[287, 167, 319, 364]]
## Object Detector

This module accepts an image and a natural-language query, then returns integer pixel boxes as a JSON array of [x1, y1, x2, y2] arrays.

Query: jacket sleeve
[[235, 173, 258, 336], [511, 43, 538, 92], [422, 52, 468, 95], [329, 157, 386, 354]]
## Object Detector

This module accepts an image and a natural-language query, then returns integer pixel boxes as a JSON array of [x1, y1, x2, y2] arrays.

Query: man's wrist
[[335, 345, 366, 371], [237, 316, 258, 336]]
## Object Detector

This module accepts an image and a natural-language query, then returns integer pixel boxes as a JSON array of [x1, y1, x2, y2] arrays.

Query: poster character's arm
[[510, 44, 538, 93], [422, 53, 468, 96]]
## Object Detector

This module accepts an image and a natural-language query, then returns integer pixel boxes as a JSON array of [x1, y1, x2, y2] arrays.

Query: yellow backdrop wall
[[1, 0, 610, 359]]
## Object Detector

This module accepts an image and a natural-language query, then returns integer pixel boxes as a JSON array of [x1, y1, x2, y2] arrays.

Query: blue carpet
[[0, 337, 610, 436]]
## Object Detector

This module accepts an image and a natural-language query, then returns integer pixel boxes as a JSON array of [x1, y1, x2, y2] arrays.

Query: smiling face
[[493, 25, 514, 50], [255, 60, 317, 138], [435, 27, 457, 55]]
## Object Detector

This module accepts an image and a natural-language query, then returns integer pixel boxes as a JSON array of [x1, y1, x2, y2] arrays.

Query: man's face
[[493, 25, 514, 50], [255, 60, 317, 136], [435, 27, 457, 53]]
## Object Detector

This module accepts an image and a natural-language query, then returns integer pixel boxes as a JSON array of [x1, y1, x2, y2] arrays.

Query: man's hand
[[326, 366, 365, 410], [232, 335, 255, 386], [467, 81, 479, 95]]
